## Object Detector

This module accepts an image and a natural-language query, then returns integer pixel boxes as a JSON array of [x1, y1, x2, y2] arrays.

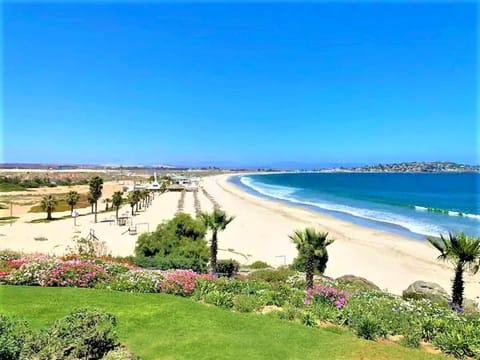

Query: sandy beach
[[201, 174, 480, 299], [0, 173, 479, 299]]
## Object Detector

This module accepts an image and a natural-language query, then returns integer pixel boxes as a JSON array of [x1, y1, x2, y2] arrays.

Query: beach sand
[[201, 174, 480, 299], [1, 173, 478, 300]]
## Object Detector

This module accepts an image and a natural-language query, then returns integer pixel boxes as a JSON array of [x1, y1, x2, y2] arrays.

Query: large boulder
[[463, 299, 480, 315], [402, 281, 450, 304], [336, 275, 380, 291]]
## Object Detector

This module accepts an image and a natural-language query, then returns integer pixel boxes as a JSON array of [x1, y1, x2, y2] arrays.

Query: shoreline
[[201, 174, 480, 298]]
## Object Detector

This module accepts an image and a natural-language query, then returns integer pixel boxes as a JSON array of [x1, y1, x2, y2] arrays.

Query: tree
[[134, 213, 208, 272], [40, 195, 57, 220], [65, 191, 80, 215], [289, 228, 334, 289], [127, 191, 138, 216], [88, 176, 103, 223], [88, 193, 95, 213], [200, 209, 235, 274], [104, 198, 111, 211], [133, 190, 142, 212], [428, 232, 480, 307], [111, 191, 123, 220]]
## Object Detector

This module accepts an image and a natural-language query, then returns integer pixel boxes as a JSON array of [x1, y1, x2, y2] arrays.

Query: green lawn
[[0, 286, 443, 360]]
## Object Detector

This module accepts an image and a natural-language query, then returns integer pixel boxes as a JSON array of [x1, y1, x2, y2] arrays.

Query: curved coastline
[[200, 173, 480, 299]]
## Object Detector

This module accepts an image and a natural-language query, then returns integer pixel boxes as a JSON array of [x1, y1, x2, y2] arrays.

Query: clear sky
[[2, 2, 478, 167]]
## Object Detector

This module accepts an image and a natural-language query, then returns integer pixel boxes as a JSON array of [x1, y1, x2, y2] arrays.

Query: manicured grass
[[0, 286, 442, 360]]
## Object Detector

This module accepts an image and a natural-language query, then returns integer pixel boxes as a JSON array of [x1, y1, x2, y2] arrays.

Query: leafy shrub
[[22, 308, 118, 360], [106, 270, 164, 293], [0, 249, 22, 261], [204, 290, 234, 308], [135, 254, 207, 273], [247, 267, 295, 283], [216, 259, 240, 277], [350, 313, 385, 340], [135, 214, 208, 272], [302, 311, 317, 327], [399, 326, 422, 348], [433, 322, 480, 359], [40, 261, 111, 287], [248, 261, 271, 269], [276, 306, 301, 321], [0, 315, 32, 360], [233, 294, 262, 313]]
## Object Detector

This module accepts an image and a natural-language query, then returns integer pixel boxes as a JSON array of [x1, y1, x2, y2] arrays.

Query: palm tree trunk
[[131, 204, 135, 216], [210, 230, 218, 275], [306, 250, 314, 289], [116, 207, 119, 220], [94, 202, 98, 223], [70, 204, 74, 215], [452, 263, 464, 307], [47, 209, 52, 220]]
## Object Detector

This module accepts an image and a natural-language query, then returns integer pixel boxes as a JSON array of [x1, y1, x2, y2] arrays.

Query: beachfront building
[[167, 175, 199, 191], [124, 172, 162, 192]]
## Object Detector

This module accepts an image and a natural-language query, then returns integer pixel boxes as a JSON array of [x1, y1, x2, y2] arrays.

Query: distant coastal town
[[1, 161, 479, 173], [327, 161, 480, 173]]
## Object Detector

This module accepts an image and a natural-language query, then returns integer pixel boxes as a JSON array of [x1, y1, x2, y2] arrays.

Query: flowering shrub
[[40, 261, 110, 288], [2, 257, 59, 285], [304, 284, 349, 309], [0, 249, 22, 261], [106, 270, 164, 293], [160, 270, 214, 296]]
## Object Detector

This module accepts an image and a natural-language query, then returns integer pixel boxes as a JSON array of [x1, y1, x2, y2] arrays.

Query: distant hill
[[332, 161, 479, 173]]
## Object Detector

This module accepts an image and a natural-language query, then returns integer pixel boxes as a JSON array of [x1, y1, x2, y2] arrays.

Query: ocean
[[231, 172, 480, 239]]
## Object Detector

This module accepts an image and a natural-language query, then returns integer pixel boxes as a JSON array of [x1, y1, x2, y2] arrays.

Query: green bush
[[233, 294, 262, 313], [204, 290, 234, 308], [302, 311, 317, 327], [349, 314, 385, 341], [247, 267, 295, 283], [433, 322, 480, 359], [134, 214, 208, 272], [135, 254, 207, 273], [399, 326, 422, 348], [276, 306, 301, 322], [0, 315, 32, 360], [23, 308, 118, 359], [216, 259, 240, 278], [248, 261, 271, 269]]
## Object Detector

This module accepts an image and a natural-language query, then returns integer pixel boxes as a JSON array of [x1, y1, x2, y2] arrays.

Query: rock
[[463, 299, 479, 315], [336, 275, 380, 291], [402, 281, 450, 304]]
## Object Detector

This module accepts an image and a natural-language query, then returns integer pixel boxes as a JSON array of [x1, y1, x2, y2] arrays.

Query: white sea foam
[[413, 204, 480, 221], [240, 176, 444, 237]]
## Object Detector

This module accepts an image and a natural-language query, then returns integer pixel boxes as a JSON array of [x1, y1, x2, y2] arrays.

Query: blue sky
[[2, 2, 478, 167]]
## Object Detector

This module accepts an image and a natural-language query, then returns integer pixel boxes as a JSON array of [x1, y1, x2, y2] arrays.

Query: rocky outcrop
[[336, 275, 380, 291], [402, 281, 450, 304]]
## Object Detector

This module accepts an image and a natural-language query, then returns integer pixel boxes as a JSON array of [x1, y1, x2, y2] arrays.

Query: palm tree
[[65, 191, 80, 215], [40, 195, 57, 220], [289, 228, 334, 289], [200, 209, 235, 274], [104, 197, 111, 211], [428, 232, 480, 307], [88, 176, 103, 223], [88, 193, 95, 213], [111, 191, 123, 220], [127, 191, 139, 216], [133, 190, 142, 212]]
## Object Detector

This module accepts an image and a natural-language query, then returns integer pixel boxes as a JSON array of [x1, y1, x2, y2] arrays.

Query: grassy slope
[[0, 286, 443, 360]]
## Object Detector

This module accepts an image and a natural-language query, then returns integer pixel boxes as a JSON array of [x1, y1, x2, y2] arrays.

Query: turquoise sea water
[[232, 173, 480, 239]]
